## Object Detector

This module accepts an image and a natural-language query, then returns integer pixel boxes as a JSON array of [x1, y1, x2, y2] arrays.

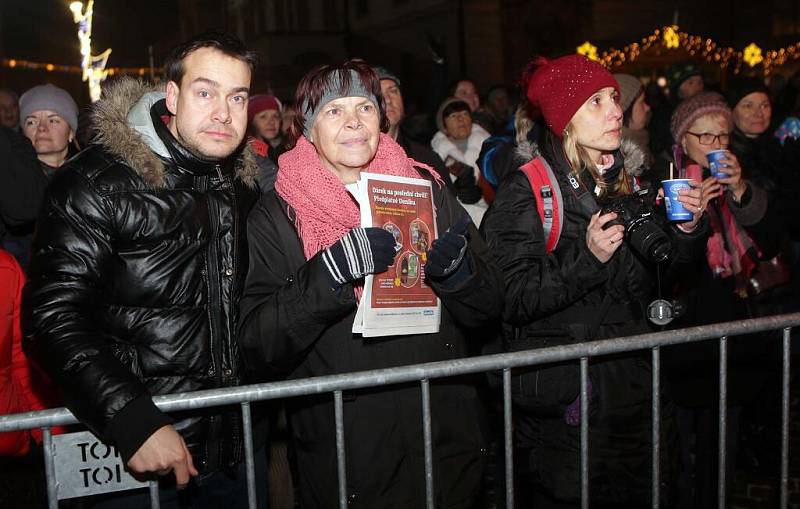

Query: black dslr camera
[[601, 188, 672, 264]]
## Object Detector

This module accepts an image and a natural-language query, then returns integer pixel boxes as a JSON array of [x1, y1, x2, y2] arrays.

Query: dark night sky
[[1, 0, 179, 67]]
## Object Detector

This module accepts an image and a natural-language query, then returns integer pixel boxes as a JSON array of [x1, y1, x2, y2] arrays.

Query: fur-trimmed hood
[[90, 77, 259, 188], [515, 136, 647, 178]]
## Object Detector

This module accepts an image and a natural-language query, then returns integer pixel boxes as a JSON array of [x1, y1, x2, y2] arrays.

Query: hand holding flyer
[[352, 172, 441, 337], [424, 216, 470, 279]]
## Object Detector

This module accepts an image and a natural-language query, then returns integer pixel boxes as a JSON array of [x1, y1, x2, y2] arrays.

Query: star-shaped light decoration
[[576, 41, 599, 61], [743, 43, 763, 67], [663, 26, 680, 49]]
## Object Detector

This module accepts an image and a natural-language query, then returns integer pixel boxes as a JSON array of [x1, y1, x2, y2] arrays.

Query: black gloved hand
[[425, 216, 471, 279], [322, 227, 396, 287], [453, 169, 482, 204]]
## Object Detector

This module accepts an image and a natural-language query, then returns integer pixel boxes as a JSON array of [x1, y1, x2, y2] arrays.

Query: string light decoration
[[69, 1, 111, 102], [576, 25, 800, 75], [0, 58, 157, 76]]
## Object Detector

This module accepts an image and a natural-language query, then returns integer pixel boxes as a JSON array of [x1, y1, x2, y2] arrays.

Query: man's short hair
[[163, 31, 258, 86]]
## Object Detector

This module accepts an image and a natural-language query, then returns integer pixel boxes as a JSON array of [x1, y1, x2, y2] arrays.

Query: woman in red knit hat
[[481, 55, 710, 507], [248, 94, 287, 164]]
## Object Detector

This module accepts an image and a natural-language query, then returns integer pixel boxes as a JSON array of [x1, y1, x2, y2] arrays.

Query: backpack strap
[[519, 157, 564, 253]]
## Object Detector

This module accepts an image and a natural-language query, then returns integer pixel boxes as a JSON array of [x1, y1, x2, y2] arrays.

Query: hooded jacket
[[23, 78, 259, 471], [480, 133, 708, 504]]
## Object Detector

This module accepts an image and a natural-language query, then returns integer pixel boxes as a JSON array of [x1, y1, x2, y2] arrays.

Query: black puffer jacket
[[23, 78, 260, 472], [480, 132, 708, 505]]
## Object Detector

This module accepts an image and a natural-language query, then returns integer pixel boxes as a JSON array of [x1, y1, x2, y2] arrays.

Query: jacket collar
[[90, 76, 259, 188], [149, 98, 232, 176]]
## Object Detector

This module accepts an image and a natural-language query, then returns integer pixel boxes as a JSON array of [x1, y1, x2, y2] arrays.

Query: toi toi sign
[[52, 431, 148, 499]]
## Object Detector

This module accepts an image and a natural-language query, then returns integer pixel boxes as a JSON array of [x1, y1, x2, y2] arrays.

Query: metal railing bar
[[652, 346, 660, 509], [7, 314, 798, 433], [781, 327, 791, 509], [503, 368, 514, 509], [580, 357, 589, 509], [149, 480, 160, 509], [421, 379, 434, 509], [43, 427, 57, 509], [334, 391, 347, 509], [241, 402, 257, 509], [718, 336, 728, 509]]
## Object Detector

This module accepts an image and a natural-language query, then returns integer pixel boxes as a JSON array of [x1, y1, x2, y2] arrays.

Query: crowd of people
[[2, 30, 800, 509]]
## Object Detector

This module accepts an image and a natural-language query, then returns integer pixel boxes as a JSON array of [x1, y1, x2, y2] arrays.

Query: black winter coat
[[480, 134, 707, 505], [23, 79, 260, 472], [730, 127, 800, 241], [238, 168, 504, 508], [0, 126, 48, 241]]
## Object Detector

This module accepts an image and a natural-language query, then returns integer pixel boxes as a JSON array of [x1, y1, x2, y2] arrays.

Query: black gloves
[[322, 227, 396, 287], [425, 216, 471, 280], [450, 162, 483, 204]]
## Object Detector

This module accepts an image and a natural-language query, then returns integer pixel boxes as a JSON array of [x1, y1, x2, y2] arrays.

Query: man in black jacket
[[24, 32, 263, 507]]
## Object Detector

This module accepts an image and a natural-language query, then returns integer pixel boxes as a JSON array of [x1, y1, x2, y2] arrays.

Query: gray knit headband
[[302, 69, 378, 139]]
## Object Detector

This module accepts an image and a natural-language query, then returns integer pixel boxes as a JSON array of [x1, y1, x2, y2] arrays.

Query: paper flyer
[[352, 172, 441, 337]]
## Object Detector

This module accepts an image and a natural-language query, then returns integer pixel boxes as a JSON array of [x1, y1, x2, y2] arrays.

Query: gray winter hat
[[373, 66, 401, 88], [19, 84, 79, 133], [301, 69, 377, 139]]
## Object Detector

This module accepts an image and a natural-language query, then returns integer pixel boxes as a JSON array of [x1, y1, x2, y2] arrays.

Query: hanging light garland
[[69, 0, 112, 102], [1, 58, 153, 76], [576, 25, 800, 75]]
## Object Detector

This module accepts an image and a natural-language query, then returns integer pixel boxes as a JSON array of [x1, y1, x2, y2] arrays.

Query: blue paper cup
[[706, 150, 728, 179], [662, 179, 693, 221]]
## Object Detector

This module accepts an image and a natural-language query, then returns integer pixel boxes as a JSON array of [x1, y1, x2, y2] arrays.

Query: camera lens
[[627, 220, 672, 264]]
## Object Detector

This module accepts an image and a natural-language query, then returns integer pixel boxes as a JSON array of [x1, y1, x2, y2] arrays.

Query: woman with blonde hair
[[481, 55, 709, 507]]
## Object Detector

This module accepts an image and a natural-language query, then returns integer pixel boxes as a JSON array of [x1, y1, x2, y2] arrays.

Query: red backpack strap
[[519, 157, 563, 253]]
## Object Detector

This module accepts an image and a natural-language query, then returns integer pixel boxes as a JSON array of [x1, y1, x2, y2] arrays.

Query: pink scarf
[[275, 133, 440, 261], [683, 161, 759, 295]]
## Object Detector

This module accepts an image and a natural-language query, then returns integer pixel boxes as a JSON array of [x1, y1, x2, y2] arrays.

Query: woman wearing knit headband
[[647, 91, 783, 508], [481, 55, 709, 507], [238, 59, 502, 507]]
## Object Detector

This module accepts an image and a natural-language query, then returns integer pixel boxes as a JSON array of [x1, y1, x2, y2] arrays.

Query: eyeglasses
[[686, 131, 730, 145]]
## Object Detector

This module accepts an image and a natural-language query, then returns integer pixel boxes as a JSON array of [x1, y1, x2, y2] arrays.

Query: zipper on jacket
[[204, 169, 225, 470]]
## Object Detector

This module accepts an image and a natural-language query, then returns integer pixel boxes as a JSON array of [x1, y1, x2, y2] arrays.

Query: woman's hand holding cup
[[706, 150, 747, 201], [676, 180, 706, 231]]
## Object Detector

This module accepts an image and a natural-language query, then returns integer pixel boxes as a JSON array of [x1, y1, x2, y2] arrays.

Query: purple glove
[[564, 379, 593, 427]]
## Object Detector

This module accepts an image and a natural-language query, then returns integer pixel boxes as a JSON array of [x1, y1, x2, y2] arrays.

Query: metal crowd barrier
[[2, 312, 800, 509]]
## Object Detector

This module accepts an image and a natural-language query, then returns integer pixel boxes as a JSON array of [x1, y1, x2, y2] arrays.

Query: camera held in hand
[[601, 188, 672, 264]]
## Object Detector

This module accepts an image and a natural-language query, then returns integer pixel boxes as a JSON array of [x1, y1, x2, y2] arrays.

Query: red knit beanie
[[248, 94, 282, 125], [524, 55, 619, 138]]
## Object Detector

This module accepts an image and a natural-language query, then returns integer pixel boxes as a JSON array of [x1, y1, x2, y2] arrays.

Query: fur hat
[[670, 91, 732, 142], [247, 94, 282, 125], [613, 74, 643, 114], [725, 76, 770, 109], [524, 55, 619, 137], [19, 84, 79, 133]]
